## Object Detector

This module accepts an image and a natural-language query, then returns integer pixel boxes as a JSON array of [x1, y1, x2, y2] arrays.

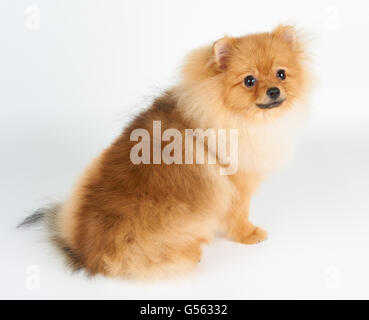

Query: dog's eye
[[244, 75, 257, 88], [277, 69, 286, 80]]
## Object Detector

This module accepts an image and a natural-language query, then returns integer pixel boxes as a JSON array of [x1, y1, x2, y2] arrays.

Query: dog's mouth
[[256, 99, 285, 109]]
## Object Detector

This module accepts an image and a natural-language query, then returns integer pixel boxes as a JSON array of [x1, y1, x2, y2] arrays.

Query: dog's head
[[211, 25, 310, 121]]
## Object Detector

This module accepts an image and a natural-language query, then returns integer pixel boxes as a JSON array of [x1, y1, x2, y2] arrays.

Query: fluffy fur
[[19, 25, 311, 280]]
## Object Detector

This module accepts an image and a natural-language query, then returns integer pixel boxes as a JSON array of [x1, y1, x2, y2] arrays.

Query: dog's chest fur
[[237, 104, 308, 174]]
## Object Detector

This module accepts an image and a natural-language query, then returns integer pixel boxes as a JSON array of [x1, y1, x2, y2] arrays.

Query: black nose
[[266, 87, 280, 100]]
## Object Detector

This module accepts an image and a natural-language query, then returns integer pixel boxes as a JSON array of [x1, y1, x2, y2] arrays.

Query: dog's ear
[[273, 25, 297, 48], [213, 36, 234, 70]]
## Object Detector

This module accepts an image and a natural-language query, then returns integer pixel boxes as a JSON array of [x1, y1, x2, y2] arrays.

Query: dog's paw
[[242, 227, 267, 245]]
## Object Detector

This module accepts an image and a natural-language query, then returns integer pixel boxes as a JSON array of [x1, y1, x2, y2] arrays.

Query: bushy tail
[[17, 204, 60, 229], [18, 203, 83, 271]]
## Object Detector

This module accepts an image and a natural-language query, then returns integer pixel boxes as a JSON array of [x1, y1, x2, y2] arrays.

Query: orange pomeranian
[[19, 25, 311, 280]]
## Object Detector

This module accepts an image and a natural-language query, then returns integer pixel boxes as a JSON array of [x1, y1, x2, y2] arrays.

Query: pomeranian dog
[[19, 25, 311, 280]]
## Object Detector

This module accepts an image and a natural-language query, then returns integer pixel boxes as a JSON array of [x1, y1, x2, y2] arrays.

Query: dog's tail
[[17, 204, 60, 229], [18, 203, 83, 271]]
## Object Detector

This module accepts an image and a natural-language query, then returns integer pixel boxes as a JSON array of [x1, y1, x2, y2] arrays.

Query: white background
[[1, 0, 369, 299]]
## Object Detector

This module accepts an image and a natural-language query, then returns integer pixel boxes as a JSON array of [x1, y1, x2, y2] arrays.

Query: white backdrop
[[1, 0, 369, 299]]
